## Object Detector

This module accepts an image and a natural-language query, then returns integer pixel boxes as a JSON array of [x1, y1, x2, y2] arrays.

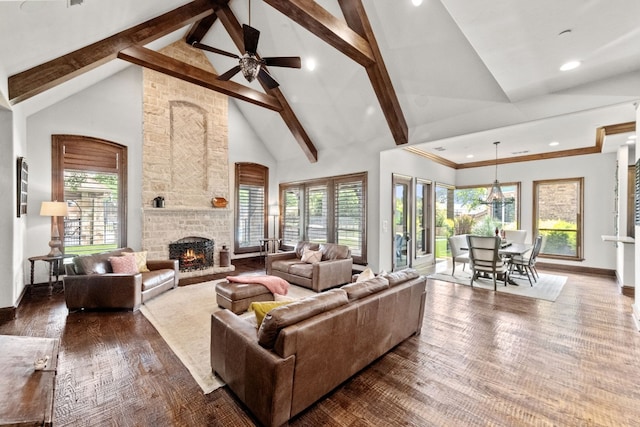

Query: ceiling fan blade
[[243, 24, 260, 54], [258, 68, 279, 89], [218, 65, 242, 81], [263, 56, 302, 69], [192, 42, 239, 59]]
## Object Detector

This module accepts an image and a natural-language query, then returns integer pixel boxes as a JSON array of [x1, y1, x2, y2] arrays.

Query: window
[[235, 163, 268, 253], [453, 183, 520, 235], [280, 172, 367, 264], [52, 135, 127, 255], [533, 177, 583, 260], [415, 179, 432, 259]]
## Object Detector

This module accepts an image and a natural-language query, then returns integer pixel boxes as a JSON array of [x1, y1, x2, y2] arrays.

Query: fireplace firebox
[[169, 236, 214, 271]]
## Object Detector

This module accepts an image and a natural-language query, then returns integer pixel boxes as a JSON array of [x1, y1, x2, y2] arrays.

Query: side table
[[259, 238, 281, 266], [28, 254, 74, 295]]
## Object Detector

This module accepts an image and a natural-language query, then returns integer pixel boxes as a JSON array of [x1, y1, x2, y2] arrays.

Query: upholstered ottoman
[[216, 281, 274, 314]]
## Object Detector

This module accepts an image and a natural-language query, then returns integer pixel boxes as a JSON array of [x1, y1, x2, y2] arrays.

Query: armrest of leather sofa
[[211, 310, 295, 427], [63, 273, 143, 311], [266, 251, 297, 275], [146, 259, 179, 287], [312, 258, 353, 292]]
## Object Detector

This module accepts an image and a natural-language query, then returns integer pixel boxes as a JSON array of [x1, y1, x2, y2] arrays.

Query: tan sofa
[[211, 269, 426, 427], [63, 247, 178, 312], [266, 241, 353, 292]]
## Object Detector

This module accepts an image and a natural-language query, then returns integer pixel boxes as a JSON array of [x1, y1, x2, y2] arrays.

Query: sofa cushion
[[341, 276, 389, 301], [301, 248, 322, 263], [258, 288, 348, 348], [294, 241, 320, 259], [287, 262, 313, 279], [270, 259, 300, 273], [125, 251, 150, 273], [320, 243, 350, 260], [250, 300, 294, 326], [73, 248, 133, 275], [109, 255, 139, 274], [382, 269, 420, 287]]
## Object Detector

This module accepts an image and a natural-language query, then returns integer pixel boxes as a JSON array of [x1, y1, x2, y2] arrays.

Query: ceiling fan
[[193, 23, 301, 89]]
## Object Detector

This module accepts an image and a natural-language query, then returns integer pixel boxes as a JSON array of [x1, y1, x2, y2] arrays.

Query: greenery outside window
[[533, 177, 583, 260], [454, 183, 520, 235], [280, 172, 367, 264]]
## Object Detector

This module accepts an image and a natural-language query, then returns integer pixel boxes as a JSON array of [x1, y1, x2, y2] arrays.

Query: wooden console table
[[28, 254, 74, 295], [0, 335, 59, 426]]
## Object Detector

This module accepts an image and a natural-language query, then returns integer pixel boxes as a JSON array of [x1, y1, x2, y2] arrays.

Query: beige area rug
[[140, 279, 315, 394], [428, 270, 567, 302]]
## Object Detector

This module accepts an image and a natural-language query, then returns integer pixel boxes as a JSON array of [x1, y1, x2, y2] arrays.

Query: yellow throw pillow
[[249, 301, 293, 326], [125, 251, 150, 272]]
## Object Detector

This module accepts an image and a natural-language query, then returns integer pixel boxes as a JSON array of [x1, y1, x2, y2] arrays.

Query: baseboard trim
[[536, 262, 616, 277], [621, 285, 635, 297]]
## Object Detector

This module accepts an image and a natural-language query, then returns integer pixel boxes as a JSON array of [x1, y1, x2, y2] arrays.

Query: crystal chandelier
[[480, 141, 514, 205]]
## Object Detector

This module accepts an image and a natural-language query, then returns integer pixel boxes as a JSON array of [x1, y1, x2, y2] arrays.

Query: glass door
[[392, 174, 412, 270], [435, 183, 455, 267]]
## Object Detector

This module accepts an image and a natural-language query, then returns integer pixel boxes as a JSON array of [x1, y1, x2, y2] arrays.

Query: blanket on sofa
[[226, 275, 290, 295]]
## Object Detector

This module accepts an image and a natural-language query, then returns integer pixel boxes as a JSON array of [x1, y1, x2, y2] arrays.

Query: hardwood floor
[[2, 260, 639, 426]]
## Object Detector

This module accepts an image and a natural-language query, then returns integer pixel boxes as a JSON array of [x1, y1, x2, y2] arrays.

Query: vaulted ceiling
[[1, 0, 638, 165]]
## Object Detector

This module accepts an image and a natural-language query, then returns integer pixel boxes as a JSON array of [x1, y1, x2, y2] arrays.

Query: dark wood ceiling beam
[[262, 0, 375, 67], [8, 0, 213, 104], [338, 0, 408, 145], [117, 46, 282, 111], [215, 4, 318, 162], [185, 0, 232, 44]]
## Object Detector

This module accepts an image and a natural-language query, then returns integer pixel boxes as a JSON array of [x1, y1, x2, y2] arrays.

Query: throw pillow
[[355, 267, 375, 282], [301, 248, 322, 263], [124, 251, 150, 272], [249, 301, 293, 326], [109, 255, 139, 275]]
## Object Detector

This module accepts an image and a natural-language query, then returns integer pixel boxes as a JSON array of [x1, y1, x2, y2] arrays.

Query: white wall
[[25, 66, 144, 285], [1, 108, 17, 307], [456, 153, 617, 270]]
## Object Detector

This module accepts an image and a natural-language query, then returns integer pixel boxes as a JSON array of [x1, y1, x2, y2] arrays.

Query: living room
[[1, 1, 640, 425]]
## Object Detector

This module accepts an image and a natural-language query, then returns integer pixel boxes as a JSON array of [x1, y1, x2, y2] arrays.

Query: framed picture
[[17, 157, 28, 217]]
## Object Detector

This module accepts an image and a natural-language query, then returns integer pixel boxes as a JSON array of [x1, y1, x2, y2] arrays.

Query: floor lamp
[[268, 204, 279, 253], [40, 201, 69, 257]]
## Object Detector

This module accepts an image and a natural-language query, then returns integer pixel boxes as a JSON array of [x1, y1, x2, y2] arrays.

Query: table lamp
[[40, 201, 69, 257]]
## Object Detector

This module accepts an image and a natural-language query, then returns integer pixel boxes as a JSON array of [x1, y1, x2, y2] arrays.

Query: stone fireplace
[[141, 41, 234, 278]]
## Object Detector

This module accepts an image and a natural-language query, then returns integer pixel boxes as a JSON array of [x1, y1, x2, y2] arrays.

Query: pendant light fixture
[[480, 141, 514, 206]]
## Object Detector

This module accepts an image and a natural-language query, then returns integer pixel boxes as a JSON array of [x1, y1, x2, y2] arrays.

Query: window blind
[[235, 163, 268, 253]]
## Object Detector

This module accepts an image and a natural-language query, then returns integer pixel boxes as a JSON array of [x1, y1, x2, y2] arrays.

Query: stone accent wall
[[142, 41, 233, 277]]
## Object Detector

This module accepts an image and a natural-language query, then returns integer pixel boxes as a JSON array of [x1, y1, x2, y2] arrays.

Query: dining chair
[[508, 235, 544, 285], [466, 235, 509, 290], [504, 229, 527, 244], [448, 235, 469, 276]]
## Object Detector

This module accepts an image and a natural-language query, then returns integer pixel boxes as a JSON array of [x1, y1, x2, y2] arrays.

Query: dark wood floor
[[2, 259, 640, 426]]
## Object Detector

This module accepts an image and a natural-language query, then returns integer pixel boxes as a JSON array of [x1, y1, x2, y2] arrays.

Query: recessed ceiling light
[[549, 141, 560, 146], [626, 139, 635, 145], [560, 61, 581, 71], [412, 0, 423, 6], [306, 58, 316, 71], [628, 135, 637, 140], [466, 154, 474, 159]]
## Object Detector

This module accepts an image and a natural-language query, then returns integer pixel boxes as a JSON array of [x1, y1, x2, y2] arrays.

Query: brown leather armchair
[[63, 248, 178, 312]]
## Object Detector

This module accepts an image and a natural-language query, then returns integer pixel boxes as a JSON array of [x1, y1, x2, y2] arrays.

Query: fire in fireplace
[[169, 236, 215, 271]]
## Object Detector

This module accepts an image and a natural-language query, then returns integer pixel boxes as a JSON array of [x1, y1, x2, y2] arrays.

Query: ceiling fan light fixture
[[240, 55, 261, 82]]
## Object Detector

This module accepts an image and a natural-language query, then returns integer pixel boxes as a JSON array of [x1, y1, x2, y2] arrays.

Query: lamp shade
[[268, 204, 280, 216], [40, 201, 69, 217]]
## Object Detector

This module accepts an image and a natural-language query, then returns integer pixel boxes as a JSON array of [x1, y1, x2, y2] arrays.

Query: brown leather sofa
[[211, 269, 426, 427], [266, 241, 353, 292], [63, 248, 178, 312]]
